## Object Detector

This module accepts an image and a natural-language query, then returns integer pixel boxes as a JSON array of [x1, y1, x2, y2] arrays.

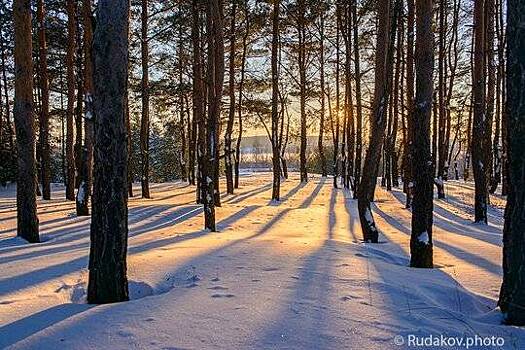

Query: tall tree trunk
[[404, 0, 415, 208], [485, 0, 496, 194], [472, 0, 488, 224], [318, 10, 327, 178], [234, 1, 249, 189], [65, 0, 77, 201], [203, 0, 224, 230], [88, 0, 130, 304], [13, 0, 39, 243], [298, 0, 308, 183], [225, 1, 236, 195], [410, 0, 434, 268], [498, 0, 525, 324], [271, 0, 281, 201], [140, 0, 151, 199], [357, 0, 398, 243], [178, 21, 187, 183], [75, 14, 84, 190], [436, 0, 447, 199], [76, 0, 95, 216], [333, 4, 341, 189], [352, 0, 362, 198], [37, 0, 51, 200]]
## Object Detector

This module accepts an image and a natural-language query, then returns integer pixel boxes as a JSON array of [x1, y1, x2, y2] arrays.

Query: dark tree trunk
[[271, 0, 281, 201], [410, 0, 434, 268], [352, 0, 362, 198], [65, 0, 77, 201], [403, 0, 415, 208], [318, 10, 327, 178], [498, 0, 525, 325], [234, 2, 249, 189], [472, 0, 488, 224], [88, 0, 130, 304], [333, 3, 341, 189], [436, 0, 447, 199], [357, 0, 398, 243], [225, 1, 236, 195], [13, 0, 39, 243], [140, 0, 151, 199], [76, 0, 95, 216], [75, 14, 84, 190], [203, 0, 224, 230], [37, 0, 50, 200], [298, 0, 307, 183]]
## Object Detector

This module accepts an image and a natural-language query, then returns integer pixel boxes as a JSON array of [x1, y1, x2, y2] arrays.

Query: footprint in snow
[[262, 267, 280, 272], [208, 286, 229, 290], [211, 293, 235, 298]]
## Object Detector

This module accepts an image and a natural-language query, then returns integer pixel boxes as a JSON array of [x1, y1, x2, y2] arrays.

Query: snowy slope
[[0, 173, 523, 349]]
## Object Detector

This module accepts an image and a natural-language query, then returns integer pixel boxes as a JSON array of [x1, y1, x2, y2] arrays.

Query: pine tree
[[498, 0, 525, 326], [13, 0, 39, 243], [88, 0, 130, 304], [410, 0, 434, 268]]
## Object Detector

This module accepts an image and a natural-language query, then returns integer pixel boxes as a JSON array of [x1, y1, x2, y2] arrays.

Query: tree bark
[[410, 0, 434, 268], [271, 0, 281, 201], [13, 0, 39, 243], [88, 0, 130, 304], [352, 0, 362, 198], [140, 0, 151, 199], [357, 0, 398, 243], [65, 0, 77, 201], [472, 0, 489, 224], [298, 0, 307, 183], [225, 0, 236, 195], [498, 0, 525, 325], [76, 0, 95, 216], [36, 0, 50, 200], [318, 9, 327, 178]]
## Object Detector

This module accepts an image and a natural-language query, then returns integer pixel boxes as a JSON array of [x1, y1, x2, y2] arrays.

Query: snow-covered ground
[[0, 173, 523, 349]]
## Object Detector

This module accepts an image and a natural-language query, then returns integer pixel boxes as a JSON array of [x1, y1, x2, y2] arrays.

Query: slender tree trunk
[[13, 0, 39, 243], [225, 1, 236, 195], [234, 2, 249, 189], [410, 0, 434, 268], [203, 0, 224, 230], [318, 10, 327, 178], [37, 0, 50, 200], [498, 0, 525, 324], [472, 0, 488, 224], [436, 0, 447, 199], [140, 0, 151, 199], [357, 0, 398, 243], [271, 0, 281, 201], [352, 0, 362, 198], [75, 14, 84, 190], [333, 4, 341, 189], [404, 0, 415, 208], [65, 0, 77, 201], [178, 21, 187, 183], [76, 0, 95, 216], [88, 0, 130, 304], [485, 0, 496, 194], [298, 0, 307, 183]]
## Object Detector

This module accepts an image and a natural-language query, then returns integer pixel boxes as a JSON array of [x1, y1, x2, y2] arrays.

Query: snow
[[418, 231, 429, 245], [0, 174, 523, 349]]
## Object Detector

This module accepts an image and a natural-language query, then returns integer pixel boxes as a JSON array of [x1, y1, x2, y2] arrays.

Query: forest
[[1, 0, 525, 348]]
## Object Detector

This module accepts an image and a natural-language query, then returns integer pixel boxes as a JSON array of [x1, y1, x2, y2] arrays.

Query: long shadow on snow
[[388, 189, 503, 248], [372, 204, 502, 276]]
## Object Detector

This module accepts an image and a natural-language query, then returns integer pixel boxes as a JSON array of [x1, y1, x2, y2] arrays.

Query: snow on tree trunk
[[88, 0, 130, 304], [498, 0, 525, 326], [357, 0, 398, 243], [410, 0, 434, 269]]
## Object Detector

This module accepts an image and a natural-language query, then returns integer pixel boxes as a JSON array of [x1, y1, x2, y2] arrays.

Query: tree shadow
[[0, 303, 94, 348]]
